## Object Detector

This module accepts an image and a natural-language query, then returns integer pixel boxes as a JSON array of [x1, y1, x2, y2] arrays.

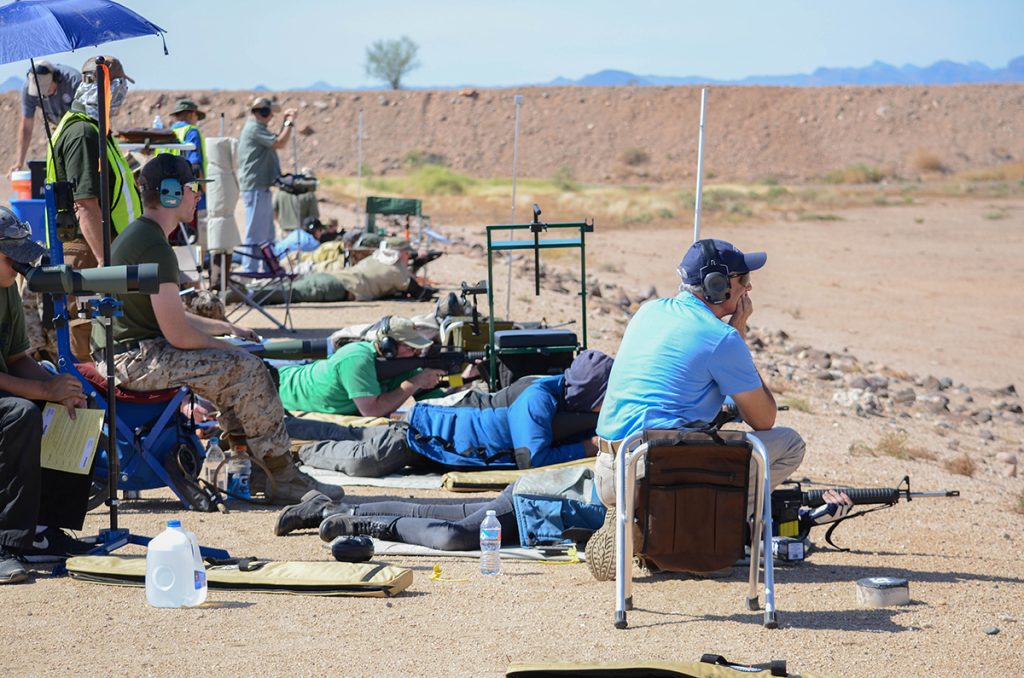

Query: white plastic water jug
[[145, 520, 207, 608]]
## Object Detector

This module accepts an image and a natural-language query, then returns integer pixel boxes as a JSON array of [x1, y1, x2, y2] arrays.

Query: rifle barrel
[[802, 487, 959, 507]]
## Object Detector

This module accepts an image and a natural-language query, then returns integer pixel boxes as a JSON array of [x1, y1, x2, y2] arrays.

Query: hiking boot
[[256, 454, 345, 505], [586, 508, 617, 582], [21, 527, 95, 563], [319, 514, 398, 543], [274, 490, 337, 536], [0, 548, 28, 584]]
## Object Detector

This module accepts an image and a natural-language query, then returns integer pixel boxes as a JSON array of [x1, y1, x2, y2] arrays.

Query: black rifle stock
[[375, 348, 487, 385]]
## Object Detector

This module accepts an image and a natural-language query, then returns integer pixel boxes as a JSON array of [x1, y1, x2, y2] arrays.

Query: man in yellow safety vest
[[43, 55, 141, 359]]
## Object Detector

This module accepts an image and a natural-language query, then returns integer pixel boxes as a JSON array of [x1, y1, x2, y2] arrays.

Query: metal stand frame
[[484, 210, 593, 391], [612, 431, 777, 629]]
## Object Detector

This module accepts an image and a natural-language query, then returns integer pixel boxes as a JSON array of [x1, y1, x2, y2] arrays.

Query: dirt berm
[[1, 83, 1021, 182]]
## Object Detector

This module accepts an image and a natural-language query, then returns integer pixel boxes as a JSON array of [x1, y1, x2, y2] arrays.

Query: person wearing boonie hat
[[42, 55, 141, 361], [9, 60, 82, 176], [0, 205, 96, 584], [277, 315, 443, 418], [237, 96, 298, 273], [156, 98, 210, 221], [593, 238, 806, 515]]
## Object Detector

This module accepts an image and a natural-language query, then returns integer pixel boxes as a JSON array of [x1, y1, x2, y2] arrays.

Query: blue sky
[[0, 0, 1020, 89]]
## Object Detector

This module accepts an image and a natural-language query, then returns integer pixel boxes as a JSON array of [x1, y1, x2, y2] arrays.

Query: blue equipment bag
[[512, 465, 606, 547]]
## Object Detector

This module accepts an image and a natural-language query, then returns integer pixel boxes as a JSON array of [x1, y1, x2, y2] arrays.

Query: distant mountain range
[[4, 56, 1022, 93], [548, 55, 1024, 87]]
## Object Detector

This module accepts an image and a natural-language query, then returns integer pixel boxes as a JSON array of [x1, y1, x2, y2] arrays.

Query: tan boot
[[257, 454, 345, 505]]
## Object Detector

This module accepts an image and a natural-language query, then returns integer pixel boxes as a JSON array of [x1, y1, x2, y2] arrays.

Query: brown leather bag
[[636, 430, 751, 572]]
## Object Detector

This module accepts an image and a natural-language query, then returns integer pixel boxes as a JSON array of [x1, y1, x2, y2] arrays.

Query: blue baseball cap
[[679, 239, 767, 284]]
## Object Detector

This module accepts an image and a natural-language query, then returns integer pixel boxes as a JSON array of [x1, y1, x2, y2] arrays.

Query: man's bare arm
[[74, 197, 106, 266], [731, 373, 777, 431], [9, 116, 34, 173]]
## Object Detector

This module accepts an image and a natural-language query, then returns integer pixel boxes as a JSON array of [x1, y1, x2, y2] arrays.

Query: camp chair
[[73, 362, 209, 512], [227, 242, 298, 333], [613, 429, 777, 629]]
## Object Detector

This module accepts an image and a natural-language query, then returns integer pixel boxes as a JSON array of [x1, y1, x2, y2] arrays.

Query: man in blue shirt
[[594, 239, 805, 509]]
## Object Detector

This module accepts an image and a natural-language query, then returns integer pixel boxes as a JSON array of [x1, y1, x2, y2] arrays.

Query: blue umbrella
[[0, 0, 165, 65], [0, 0, 167, 539]]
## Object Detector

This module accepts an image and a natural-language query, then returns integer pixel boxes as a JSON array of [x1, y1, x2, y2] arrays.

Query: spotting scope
[[13, 262, 161, 296]]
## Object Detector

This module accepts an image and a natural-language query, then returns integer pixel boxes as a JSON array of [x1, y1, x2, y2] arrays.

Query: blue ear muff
[[159, 177, 184, 208]]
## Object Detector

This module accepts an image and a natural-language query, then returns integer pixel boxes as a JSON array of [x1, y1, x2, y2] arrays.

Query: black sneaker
[[0, 548, 28, 584], [21, 527, 96, 563]]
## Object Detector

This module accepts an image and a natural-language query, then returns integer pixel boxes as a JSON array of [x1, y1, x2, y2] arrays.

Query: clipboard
[[40, 404, 105, 475]]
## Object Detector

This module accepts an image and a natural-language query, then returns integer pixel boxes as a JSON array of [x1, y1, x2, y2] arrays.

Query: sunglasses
[[30, 66, 52, 76], [254, 107, 272, 117], [729, 272, 751, 286]]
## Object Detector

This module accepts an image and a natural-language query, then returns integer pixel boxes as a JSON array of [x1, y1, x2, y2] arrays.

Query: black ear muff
[[159, 177, 184, 208], [377, 315, 398, 359], [699, 239, 731, 304]]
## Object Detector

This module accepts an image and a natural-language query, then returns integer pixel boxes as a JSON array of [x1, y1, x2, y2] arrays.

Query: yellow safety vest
[[44, 110, 142, 247], [156, 123, 207, 179]]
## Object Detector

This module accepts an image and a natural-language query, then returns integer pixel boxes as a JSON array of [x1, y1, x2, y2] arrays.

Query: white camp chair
[[613, 429, 777, 629]]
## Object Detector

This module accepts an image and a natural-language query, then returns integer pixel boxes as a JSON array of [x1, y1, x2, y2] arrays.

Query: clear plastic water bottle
[[226, 447, 251, 500], [479, 510, 501, 575], [152, 114, 164, 129], [202, 438, 226, 490], [146, 520, 204, 608]]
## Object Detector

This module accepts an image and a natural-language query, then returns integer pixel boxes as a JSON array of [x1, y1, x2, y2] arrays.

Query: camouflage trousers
[[19, 286, 56, 362], [101, 338, 290, 459]]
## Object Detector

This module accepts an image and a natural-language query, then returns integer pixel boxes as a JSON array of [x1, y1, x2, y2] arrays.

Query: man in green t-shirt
[[0, 207, 94, 584], [279, 316, 443, 417], [97, 155, 342, 504]]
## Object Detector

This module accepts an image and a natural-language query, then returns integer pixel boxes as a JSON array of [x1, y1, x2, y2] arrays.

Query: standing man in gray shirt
[[237, 96, 296, 272], [8, 61, 81, 176]]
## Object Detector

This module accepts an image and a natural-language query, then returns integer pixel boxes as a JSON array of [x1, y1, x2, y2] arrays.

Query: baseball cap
[[0, 207, 46, 265], [679, 239, 767, 285], [26, 60, 54, 97], [81, 56, 134, 83], [138, 154, 213, 193], [382, 316, 433, 350], [171, 98, 206, 120], [249, 96, 281, 113]]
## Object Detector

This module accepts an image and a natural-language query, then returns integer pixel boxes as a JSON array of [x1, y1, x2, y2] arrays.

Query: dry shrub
[[911, 147, 946, 173], [781, 397, 813, 413], [874, 430, 937, 461], [956, 162, 1024, 182], [621, 147, 650, 166], [1015, 492, 1024, 516], [823, 164, 885, 184], [943, 453, 977, 477]]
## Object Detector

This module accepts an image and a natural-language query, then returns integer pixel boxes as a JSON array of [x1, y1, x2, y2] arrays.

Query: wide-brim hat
[[249, 96, 281, 113], [81, 55, 134, 83], [172, 98, 206, 120]]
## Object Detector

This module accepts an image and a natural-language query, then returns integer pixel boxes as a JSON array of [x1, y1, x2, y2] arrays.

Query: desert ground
[[2, 84, 1023, 677]]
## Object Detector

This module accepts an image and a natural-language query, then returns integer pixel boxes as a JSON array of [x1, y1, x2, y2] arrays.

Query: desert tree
[[365, 36, 421, 90]]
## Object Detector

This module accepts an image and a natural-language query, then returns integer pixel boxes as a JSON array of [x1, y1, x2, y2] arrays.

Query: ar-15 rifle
[[375, 346, 487, 388], [772, 475, 960, 550]]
